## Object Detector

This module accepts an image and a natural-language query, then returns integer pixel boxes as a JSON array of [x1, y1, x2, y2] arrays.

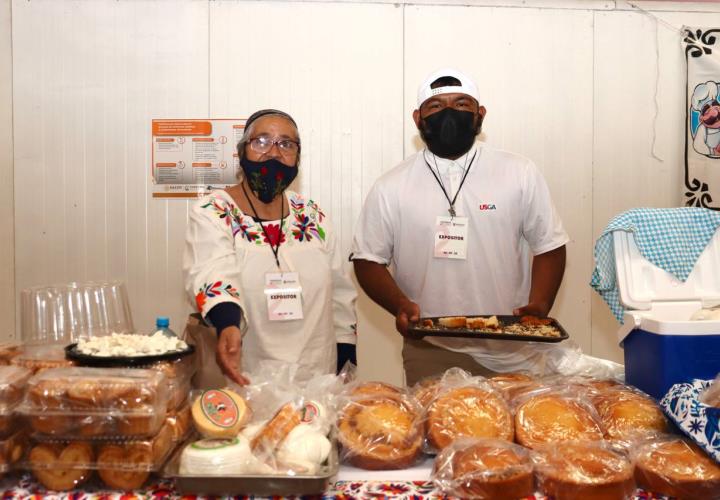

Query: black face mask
[[419, 108, 480, 158], [240, 157, 298, 204]]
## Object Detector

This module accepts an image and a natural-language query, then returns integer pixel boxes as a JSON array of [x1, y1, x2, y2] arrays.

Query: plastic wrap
[[432, 437, 533, 500], [0, 343, 22, 366], [514, 389, 605, 449], [487, 372, 540, 401], [411, 367, 472, 409], [337, 381, 423, 470], [425, 378, 514, 452], [25, 420, 176, 491], [591, 386, 666, 442], [632, 436, 720, 499], [166, 401, 192, 442], [533, 440, 635, 500], [10, 344, 75, 374], [0, 366, 31, 439], [21, 367, 168, 439], [0, 429, 27, 477]]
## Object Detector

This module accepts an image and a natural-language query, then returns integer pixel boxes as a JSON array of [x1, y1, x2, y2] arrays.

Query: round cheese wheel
[[191, 388, 249, 438]]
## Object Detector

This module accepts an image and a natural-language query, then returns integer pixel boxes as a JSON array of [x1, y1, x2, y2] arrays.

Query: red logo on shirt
[[479, 203, 497, 210]]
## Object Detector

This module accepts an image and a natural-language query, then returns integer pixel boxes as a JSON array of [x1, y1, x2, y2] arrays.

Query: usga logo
[[479, 203, 497, 210]]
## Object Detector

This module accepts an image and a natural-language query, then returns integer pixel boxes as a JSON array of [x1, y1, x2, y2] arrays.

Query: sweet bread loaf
[[634, 439, 720, 499], [592, 388, 666, 440], [338, 394, 422, 470], [29, 442, 94, 491], [489, 372, 539, 401], [535, 441, 635, 500], [434, 439, 534, 500], [438, 316, 467, 329], [515, 393, 604, 449], [251, 403, 302, 455], [349, 381, 403, 398], [426, 386, 513, 450]]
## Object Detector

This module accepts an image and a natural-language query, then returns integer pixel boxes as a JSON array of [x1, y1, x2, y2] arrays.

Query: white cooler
[[615, 229, 720, 400]]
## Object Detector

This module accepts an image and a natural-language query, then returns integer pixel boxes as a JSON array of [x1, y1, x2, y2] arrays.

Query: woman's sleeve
[[326, 218, 358, 345], [183, 199, 245, 322]]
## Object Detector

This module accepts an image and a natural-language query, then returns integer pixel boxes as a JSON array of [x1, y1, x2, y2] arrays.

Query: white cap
[[416, 68, 480, 108]]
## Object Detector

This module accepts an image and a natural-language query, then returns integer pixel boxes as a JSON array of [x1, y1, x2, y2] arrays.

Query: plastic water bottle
[[154, 316, 177, 338]]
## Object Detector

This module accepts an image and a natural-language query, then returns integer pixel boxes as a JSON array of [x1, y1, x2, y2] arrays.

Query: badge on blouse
[[264, 272, 304, 321], [434, 215, 469, 260]]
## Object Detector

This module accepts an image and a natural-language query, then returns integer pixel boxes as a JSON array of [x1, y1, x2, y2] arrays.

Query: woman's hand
[[216, 326, 251, 386]]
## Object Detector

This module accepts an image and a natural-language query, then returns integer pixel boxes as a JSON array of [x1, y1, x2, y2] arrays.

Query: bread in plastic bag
[[533, 440, 635, 500], [432, 437, 533, 500], [337, 381, 422, 470], [411, 367, 472, 409], [591, 386, 667, 442]]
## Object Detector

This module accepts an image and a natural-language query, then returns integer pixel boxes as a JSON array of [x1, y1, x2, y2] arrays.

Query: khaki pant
[[402, 337, 499, 386], [182, 313, 227, 389]]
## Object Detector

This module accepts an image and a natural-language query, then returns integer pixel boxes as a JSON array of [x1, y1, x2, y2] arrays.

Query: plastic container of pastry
[[0, 429, 29, 478], [163, 435, 339, 497], [0, 366, 32, 439], [0, 342, 22, 366], [10, 344, 75, 374], [19, 367, 169, 440], [407, 315, 569, 342], [24, 421, 178, 491]]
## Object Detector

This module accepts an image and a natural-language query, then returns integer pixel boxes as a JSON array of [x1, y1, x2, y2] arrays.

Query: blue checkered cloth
[[591, 208, 720, 323]]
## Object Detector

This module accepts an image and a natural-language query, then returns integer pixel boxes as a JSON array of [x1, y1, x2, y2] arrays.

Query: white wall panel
[[405, 6, 595, 354], [592, 10, 720, 363], [0, 0, 14, 341], [13, 0, 209, 336], [209, 1, 405, 384]]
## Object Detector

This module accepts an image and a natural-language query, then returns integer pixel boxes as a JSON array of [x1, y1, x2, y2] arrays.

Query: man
[[351, 68, 568, 385]]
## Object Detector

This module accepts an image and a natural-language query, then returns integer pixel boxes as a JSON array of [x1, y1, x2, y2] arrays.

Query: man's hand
[[512, 302, 550, 317], [216, 326, 250, 386], [396, 298, 421, 336]]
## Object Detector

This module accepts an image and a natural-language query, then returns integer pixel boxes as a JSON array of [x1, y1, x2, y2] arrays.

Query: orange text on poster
[[153, 120, 212, 136]]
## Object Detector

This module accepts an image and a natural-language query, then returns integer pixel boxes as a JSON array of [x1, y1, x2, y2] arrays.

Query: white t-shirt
[[351, 143, 569, 371]]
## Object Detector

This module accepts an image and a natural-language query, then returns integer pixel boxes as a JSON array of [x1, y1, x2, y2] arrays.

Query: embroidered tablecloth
[[0, 475, 671, 499]]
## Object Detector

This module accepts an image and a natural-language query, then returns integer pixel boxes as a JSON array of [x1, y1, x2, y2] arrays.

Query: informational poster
[[151, 119, 246, 198]]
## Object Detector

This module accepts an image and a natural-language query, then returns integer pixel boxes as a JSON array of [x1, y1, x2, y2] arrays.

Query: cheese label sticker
[[191, 438, 239, 451], [201, 390, 239, 428], [301, 401, 320, 423]]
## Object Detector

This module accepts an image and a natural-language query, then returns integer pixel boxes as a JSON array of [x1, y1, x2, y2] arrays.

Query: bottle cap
[[156, 316, 170, 328]]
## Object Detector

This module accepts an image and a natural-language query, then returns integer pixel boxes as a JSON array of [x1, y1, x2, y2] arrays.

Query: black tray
[[65, 343, 195, 367], [407, 315, 569, 343]]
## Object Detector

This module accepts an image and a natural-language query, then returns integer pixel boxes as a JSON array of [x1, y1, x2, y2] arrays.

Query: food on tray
[[535, 441, 635, 500], [592, 388, 666, 440], [179, 436, 258, 475], [29, 442, 94, 491], [426, 386, 514, 450], [634, 439, 720, 498], [515, 394, 604, 449], [416, 315, 563, 338], [438, 316, 468, 328], [96, 422, 174, 490], [75, 332, 189, 357], [251, 403, 302, 455], [338, 392, 422, 470], [191, 388, 250, 439], [433, 439, 534, 499], [277, 423, 332, 474]]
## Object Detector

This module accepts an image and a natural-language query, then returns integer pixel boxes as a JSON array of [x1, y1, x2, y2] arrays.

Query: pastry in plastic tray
[[337, 390, 422, 470], [592, 387, 666, 441], [0, 342, 22, 365], [0, 366, 32, 438], [534, 440, 635, 500], [10, 344, 75, 374], [167, 373, 191, 411], [432, 438, 534, 500], [145, 352, 197, 380], [167, 401, 192, 442], [27, 422, 176, 491], [0, 429, 27, 478], [22, 367, 168, 439], [634, 438, 720, 499], [514, 392, 604, 449], [426, 385, 514, 450]]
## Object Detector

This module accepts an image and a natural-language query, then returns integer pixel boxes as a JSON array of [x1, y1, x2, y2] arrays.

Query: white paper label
[[265, 272, 303, 321], [434, 216, 469, 260]]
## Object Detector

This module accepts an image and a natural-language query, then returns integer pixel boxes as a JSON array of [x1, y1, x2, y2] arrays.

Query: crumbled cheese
[[76, 332, 188, 357]]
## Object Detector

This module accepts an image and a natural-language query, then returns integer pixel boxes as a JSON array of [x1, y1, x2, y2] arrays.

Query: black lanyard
[[241, 182, 285, 269], [424, 150, 476, 217]]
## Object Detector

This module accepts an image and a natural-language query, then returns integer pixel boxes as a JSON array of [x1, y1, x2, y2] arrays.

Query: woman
[[183, 109, 357, 385]]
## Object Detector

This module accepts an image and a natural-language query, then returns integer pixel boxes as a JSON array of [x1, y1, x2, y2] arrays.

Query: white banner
[[684, 28, 720, 209]]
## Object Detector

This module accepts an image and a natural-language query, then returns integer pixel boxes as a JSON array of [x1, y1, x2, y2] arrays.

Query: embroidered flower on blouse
[[195, 281, 240, 313], [262, 223, 286, 246]]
